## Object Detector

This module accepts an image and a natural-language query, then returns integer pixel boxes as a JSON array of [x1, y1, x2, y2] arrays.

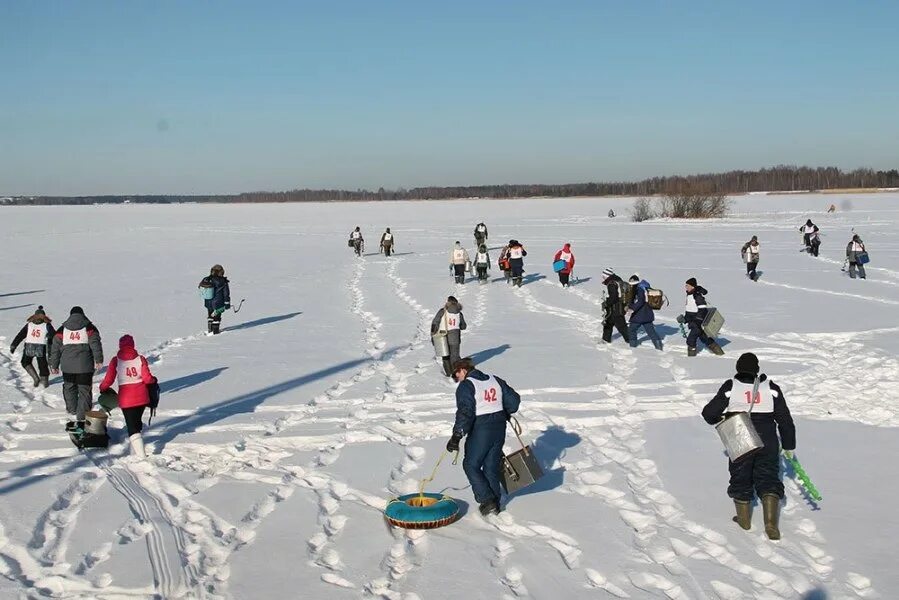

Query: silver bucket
[[432, 332, 450, 358], [84, 410, 109, 436], [716, 412, 763, 462]]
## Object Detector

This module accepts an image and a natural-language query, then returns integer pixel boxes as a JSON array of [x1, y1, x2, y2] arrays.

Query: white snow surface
[[1, 194, 897, 599]]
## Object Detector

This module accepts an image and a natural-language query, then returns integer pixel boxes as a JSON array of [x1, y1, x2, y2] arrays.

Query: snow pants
[[558, 272, 570, 286], [22, 354, 50, 377], [476, 266, 488, 281], [463, 420, 506, 504], [442, 343, 462, 376], [727, 441, 784, 501], [382, 243, 392, 257], [746, 260, 759, 279], [453, 264, 466, 284], [628, 322, 662, 349], [509, 258, 524, 279], [602, 315, 630, 343], [207, 308, 222, 334], [849, 262, 866, 279], [122, 405, 146, 436], [62, 372, 93, 421], [686, 321, 713, 349]]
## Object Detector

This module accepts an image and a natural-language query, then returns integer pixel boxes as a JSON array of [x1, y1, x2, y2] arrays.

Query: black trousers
[[686, 321, 713, 348], [746, 261, 758, 278], [122, 405, 146, 436], [453, 264, 466, 283], [558, 272, 570, 285], [22, 355, 50, 376], [383, 243, 392, 256], [62, 372, 93, 420], [207, 308, 222, 333], [727, 442, 784, 501], [602, 315, 629, 343]]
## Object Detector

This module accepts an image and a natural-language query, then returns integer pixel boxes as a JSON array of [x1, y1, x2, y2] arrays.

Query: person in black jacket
[[702, 353, 796, 540], [9, 306, 56, 388], [446, 358, 521, 516], [626, 275, 662, 350], [800, 220, 820, 256], [601, 268, 630, 344], [678, 277, 723, 357], [198, 264, 231, 335]]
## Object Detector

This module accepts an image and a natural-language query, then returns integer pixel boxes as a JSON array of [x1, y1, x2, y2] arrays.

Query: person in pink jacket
[[99, 334, 157, 458], [553, 243, 576, 287]]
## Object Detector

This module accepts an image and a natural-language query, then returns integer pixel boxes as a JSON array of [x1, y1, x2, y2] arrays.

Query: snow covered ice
[[1, 193, 897, 598]]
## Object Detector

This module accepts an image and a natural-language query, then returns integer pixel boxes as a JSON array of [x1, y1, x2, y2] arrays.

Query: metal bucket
[[432, 332, 450, 358], [702, 307, 725, 338], [716, 412, 763, 462], [84, 410, 109, 436]]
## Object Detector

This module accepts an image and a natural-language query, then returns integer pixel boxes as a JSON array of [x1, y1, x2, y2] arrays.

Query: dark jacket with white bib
[[452, 369, 521, 436], [702, 373, 796, 451], [49, 312, 104, 374]]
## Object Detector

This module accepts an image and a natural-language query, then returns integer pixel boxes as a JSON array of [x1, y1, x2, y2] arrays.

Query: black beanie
[[70, 306, 84, 315], [736, 352, 760, 375], [34, 305, 46, 316], [685, 277, 698, 287]]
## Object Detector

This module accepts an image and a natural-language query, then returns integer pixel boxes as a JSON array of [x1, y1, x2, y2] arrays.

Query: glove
[[446, 433, 462, 452], [9, 346, 15, 354], [224, 303, 231, 310], [782, 450, 794, 460], [676, 314, 685, 324], [214, 307, 226, 316]]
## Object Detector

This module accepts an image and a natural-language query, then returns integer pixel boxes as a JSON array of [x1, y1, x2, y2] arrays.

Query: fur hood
[[27, 314, 51, 325]]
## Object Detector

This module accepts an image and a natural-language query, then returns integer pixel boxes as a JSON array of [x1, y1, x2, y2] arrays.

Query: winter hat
[[34, 305, 46, 316], [452, 357, 475, 374], [750, 235, 758, 243], [70, 306, 84, 316], [455, 241, 461, 246], [806, 219, 813, 226], [210, 264, 225, 276], [386, 227, 391, 233], [602, 268, 615, 280], [447, 295, 458, 304], [563, 243, 571, 250], [736, 352, 760, 376], [628, 274, 640, 284], [685, 277, 698, 287], [119, 334, 135, 350]]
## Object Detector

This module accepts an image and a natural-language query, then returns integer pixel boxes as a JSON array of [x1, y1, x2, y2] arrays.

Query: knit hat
[[70, 306, 84, 315], [602, 268, 615, 280], [563, 243, 571, 250], [119, 334, 135, 349], [736, 352, 760, 375], [210, 264, 225, 276], [685, 277, 698, 287], [34, 305, 46, 316], [628, 274, 640, 283], [750, 235, 758, 242]]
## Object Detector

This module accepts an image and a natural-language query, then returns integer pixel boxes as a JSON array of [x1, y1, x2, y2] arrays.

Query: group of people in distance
[[799, 219, 870, 279]]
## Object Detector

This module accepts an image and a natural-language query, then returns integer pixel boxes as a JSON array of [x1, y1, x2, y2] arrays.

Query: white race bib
[[383, 233, 392, 241], [445, 312, 461, 331], [26, 323, 48, 345], [476, 252, 489, 264], [685, 295, 698, 313], [453, 249, 466, 261], [726, 379, 775, 414], [117, 357, 143, 385], [510, 248, 523, 259], [804, 225, 815, 234], [470, 375, 504, 416], [558, 251, 571, 262], [62, 328, 88, 345], [351, 231, 361, 239]]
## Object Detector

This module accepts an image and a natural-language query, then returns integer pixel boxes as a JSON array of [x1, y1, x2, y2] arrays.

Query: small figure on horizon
[[474, 222, 488, 247]]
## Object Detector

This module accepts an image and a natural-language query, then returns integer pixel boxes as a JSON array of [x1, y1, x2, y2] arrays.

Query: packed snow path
[[1, 194, 897, 598]]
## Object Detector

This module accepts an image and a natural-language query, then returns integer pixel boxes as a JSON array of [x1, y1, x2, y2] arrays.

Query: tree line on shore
[[5, 165, 898, 205]]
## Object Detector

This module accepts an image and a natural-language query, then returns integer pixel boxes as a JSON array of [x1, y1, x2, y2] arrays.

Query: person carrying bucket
[[446, 358, 521, 516], [553, 243, 575, 287], [507, 240, 527, 287], [49, 306, 104, 434], [702, 352, 796, 540], [198, 264, 231, 335], [349, 226, 364, 257], [99, 335, 158, 458], [431, 296, 467, 376], [380, 228, 395, 257], [9, 305, 56, 388], [449, 242, 470, 284]]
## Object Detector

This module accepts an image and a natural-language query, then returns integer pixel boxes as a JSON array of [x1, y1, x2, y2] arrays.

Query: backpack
[[646, 288, 667, 310], [617, 281, 635, 309]]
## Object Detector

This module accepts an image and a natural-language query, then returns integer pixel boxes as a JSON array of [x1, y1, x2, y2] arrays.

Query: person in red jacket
[[99, 335, 157, 458], [553, 243, 576, 287]]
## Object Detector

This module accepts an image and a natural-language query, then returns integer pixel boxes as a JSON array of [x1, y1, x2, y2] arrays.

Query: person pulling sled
[[49, 306, 104, 435], [199, 264, 231, 335], [9, 306, 55, 388]]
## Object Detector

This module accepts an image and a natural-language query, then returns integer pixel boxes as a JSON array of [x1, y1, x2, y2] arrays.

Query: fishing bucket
[[432, 332, 450, 358], [646, 288, 666, 310], [857, 252, 870, 265], [501, 417, 544, 494], [716, 412, 763, 462], [84, 410, 109, 436], [553, 259, 567, 273], [199, 286, 215, 300]]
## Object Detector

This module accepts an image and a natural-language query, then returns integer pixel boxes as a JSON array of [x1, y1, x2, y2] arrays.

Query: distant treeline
[[5, 165, 899, 205]]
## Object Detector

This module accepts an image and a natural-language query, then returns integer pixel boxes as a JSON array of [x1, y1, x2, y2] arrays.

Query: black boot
[[211, 322, 221, 335], [707, 342, 725, 356], [478, 499, 500, 516], [687, 346, 697, 357], [40, 376, 49, 388], [207, 319, 214, 334]]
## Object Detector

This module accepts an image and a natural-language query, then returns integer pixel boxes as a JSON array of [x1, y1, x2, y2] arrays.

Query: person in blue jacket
[[446, 358, 521, 516], [198, 264, 231, 335], [626, 274, 663, 350]]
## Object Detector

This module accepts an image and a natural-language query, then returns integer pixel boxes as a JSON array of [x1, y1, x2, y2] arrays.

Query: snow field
[[0, 193, 897, 598]]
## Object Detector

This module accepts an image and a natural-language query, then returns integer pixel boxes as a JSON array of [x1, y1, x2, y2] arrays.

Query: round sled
[[384, 493, 460, 530]]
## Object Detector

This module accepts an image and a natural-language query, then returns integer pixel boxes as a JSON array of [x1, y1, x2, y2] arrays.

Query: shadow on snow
[[468, 344, 511, 367], [223, 312, 302, 333], [159, 367, 229, 395], [506, 425, 581, 503], [0, 290, 44, 299]]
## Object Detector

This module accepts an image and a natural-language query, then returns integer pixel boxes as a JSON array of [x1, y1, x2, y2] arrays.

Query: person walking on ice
[[601, 268, 630, 345], [99, 335, 158, 458], [702, 352, 796, 540], [349, 226, 364, 257], [198, 264, 231, 335], [474, 244, 491, 283], [446, 358, 521, 516], [474, 222, 488, 247], [49, 306, 103, 433], [741, 236, 761, 281], [431, 296, 467, 376], [449, 241, 470, 284], [9, 306, 55, 388], [380, 228, 395, 257], [800, 219, 821, 256], [553, 243, 575, 287], [626, 274, 662, 350], [507, 240, 527, 287], [679, 277, 724, 356], [846, 234, 867, 279]]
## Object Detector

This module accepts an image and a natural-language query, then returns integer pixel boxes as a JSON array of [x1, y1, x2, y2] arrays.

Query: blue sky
[[1, 1, 897, 195]]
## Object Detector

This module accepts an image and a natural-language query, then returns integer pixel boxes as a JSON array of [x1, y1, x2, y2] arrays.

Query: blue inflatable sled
[[384, 493, 460, 529]]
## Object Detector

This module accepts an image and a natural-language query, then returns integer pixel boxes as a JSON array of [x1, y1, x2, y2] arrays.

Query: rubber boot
[[207, 319, 214, 334], [687, 346, 697, 357], [733, 500, 752, 530], [708, 342, 725, 356], [40, 376, 49, 388], [211, 322, 221, 335], [23, 364, 40, 387], [762, 494, 781, 540], [129, 433, 147, 458]]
